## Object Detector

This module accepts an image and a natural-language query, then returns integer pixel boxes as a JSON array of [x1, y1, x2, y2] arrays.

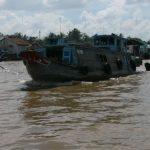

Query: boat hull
[[20, 43, 137, 83], [24, 60, 135, 82]]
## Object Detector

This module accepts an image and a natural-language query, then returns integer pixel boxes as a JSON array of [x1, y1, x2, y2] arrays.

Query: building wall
[[0, 38, 28, 58]]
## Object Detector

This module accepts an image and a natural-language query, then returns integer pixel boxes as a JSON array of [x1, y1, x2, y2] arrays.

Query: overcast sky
[[0, 0, 150, 40]]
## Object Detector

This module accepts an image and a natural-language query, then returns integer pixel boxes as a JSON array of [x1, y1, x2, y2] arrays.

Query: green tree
[[58, 32, 66, 39], [43, 32, 57, 44], [127, 37, 144, 45], [82, 33, 93, 45], [28, 36, 38, 43], [67, 28, 82, 42], [13, 32, 23, 38]]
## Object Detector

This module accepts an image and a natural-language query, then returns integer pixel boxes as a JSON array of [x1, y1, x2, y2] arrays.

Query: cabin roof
[[93, 34, 126, 40], [127, 38, 144, 45]]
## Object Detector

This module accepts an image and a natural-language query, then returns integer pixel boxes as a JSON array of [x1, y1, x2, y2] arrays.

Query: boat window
[[109, 37, 115, 45], [117, 39, 121, 46], [63, 47, 78, 65], [123, 41, 127, 48], [99, 54, 107, 62], [9, 45, 14, 48], [77, 49, 83, 55], [64, 51, 70, 57], [63, 49, 71, 64], [99, 55, 103, 61], [117, 39, 121, 51], [100, 38, 108, 46], [46, 46, 63, 62], [95, 40, 99, 45], [103, 55, 107, 62]]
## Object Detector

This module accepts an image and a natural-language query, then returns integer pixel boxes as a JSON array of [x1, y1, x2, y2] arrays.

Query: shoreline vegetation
[[0, 28, 149, 46], [0, 28, 150, 61]]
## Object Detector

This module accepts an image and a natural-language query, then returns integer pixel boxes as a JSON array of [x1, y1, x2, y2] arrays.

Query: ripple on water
[[1, 61, 150, 150]]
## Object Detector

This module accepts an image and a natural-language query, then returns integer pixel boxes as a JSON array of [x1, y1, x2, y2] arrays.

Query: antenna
[[39, 30, 41, 39], [59, 17, 62, 35]]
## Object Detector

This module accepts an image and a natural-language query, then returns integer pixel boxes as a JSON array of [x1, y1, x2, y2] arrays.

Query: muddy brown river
[[0, 61, 150, 150]]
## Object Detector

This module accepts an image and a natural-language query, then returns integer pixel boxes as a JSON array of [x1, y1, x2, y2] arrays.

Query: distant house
[[0, 37, 31, 60], [127, 38, 150, 59], [127, 38, 146, 57]]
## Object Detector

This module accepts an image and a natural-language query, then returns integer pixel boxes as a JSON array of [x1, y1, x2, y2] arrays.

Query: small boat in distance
[[20, 34, 139, 82], [0, 49, 8, 62]]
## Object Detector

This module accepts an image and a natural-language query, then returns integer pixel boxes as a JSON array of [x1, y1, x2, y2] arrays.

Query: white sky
[[0, 0, 150, 40]]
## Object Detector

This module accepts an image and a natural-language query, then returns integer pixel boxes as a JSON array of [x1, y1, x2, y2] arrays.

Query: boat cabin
[[46, 44, 78, 66], [93, 34, 127, 53]]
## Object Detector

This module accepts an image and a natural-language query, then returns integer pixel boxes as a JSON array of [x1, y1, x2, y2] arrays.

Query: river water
[[0, 61, 150, 150]]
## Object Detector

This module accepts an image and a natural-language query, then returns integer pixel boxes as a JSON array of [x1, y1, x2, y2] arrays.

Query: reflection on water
[[27, 78, 142, 124], [0, 61, 150, 150]]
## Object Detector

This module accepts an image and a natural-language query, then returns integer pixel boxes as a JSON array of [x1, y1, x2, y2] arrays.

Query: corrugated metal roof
[[0, 37, 5, 41], [8, 37, 30, 46]]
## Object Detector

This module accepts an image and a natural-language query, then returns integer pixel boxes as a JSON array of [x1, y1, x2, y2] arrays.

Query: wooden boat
[[20, 34, 138, 82], [145, 62, 150, 71]]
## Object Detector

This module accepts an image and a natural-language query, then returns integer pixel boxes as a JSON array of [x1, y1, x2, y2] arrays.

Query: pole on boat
[[39, 30, 41, 39], [59, 17, 62, 35]]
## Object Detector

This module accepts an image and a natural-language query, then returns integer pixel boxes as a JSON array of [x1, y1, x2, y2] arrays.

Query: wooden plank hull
[[23, 59, 135, 82]]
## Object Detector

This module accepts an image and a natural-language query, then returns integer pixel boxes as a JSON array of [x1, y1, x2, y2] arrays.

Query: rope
[[0, 65, 5, 70]]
